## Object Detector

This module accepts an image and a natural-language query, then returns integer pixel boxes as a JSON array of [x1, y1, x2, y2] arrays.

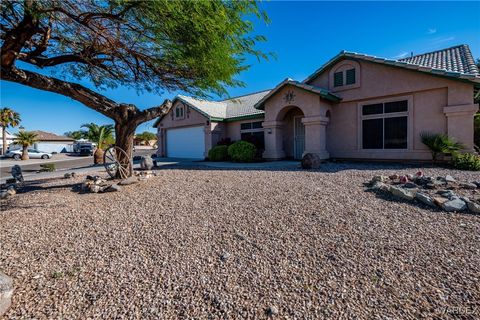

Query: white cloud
[[393, 52, 410, 59], [427, 28, 437, 35]]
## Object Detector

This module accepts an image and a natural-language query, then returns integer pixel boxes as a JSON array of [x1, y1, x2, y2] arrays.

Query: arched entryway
[[276, 106, 305, 159]]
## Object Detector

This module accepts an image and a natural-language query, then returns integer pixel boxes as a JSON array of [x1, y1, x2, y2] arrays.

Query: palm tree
[[81, 123, 114, 164], [420, 132, 464, 162], [64, 130, 86, 140], [15, 131, 38, 160], [0, 107, 21, 155]]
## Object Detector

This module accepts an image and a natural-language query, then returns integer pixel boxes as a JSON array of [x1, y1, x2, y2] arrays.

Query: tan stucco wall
[[263, 59, 477, 160], [156, 100, 211, 157]]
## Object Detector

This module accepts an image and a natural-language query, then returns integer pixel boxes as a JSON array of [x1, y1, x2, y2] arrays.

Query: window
[[361, 100, 408, 149], [333, 72, 343, 87], [174, 105, 184, 119], [240, 121, 262, 130], [346, 68, 356, 85], [240, 121, 264, 149]]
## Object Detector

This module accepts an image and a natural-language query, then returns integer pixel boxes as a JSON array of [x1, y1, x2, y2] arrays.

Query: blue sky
[[1, 1, 479, 135]]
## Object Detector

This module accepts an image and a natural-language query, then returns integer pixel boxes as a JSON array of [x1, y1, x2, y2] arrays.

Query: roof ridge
[[398, 44, 468, 61], [220, 89, 271, 102]]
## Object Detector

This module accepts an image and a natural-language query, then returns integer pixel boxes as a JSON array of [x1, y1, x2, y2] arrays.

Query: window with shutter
[[346, 68, 356, 85], [333, 72, 343, 87]]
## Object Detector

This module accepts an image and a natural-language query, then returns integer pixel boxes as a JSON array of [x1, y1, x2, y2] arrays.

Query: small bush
[[452, 152, 480, 171], [227, 140, 256, 162], [39, 163, 56, 172], [208, 145, 228, 161]]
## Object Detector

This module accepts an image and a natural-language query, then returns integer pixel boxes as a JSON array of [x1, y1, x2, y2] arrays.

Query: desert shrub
[[420, 132, 464, 161], [208, 145, 228, 161], [39, 163, 56, 172], [227, 140, 256, 162], [452, 152, 480, 171]]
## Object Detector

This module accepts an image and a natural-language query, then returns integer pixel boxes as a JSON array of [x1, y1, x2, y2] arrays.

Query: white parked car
[[6, 148, 53, 160]]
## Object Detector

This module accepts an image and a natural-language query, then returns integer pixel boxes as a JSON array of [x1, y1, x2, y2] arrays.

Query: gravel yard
[[1, 163, 479, 319]]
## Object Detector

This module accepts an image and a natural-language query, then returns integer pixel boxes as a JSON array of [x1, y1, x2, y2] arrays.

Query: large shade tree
[[1, 0, 268, 175]]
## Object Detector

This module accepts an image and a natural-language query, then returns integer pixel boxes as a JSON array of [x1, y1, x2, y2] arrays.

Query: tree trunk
[[21, 145, 29, 160], [115, 121, 136, 178], [2, 127, 6, 155], [94, 148, 105, 164]]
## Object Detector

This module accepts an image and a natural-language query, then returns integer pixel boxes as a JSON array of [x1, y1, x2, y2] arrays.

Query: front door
[[294, 116, 305, 160]]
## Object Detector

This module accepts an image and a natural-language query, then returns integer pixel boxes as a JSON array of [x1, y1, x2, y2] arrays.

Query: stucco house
[[154, 44, 480, 160], [31, 130, 74, 153]]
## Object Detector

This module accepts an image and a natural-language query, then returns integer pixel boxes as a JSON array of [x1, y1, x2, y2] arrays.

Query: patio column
[[444, 104, 478, 152], [262, 120, 286, 160], [302, 116, 330, 159]]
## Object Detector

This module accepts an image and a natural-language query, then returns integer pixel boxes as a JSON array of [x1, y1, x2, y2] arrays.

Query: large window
[[361, 100, 408, 149], [240, 121, 264, 149]]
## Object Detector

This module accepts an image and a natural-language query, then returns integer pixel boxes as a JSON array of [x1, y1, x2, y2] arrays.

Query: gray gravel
[[1, 163, 479, 319]]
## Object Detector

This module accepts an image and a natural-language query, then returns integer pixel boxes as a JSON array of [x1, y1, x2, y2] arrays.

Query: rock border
[[368, 172, 480, 214]]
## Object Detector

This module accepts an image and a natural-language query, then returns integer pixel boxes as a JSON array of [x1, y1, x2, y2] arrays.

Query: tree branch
[[135, 100, 172, 124], [1, 66, 121, 120]]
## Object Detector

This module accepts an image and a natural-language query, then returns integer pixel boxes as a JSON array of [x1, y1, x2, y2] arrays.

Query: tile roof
[[32, 130, 74, 142], [254, 79, 342, 110], [303, 44, 480, 85], [173, 90, 270, 121], [399, 45, 479, 75]]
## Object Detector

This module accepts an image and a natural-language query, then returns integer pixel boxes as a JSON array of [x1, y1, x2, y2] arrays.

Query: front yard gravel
[[1, 163, 479, 319]]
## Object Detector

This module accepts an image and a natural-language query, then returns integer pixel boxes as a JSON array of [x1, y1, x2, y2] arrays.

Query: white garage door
[[166, 126, 205, 159]]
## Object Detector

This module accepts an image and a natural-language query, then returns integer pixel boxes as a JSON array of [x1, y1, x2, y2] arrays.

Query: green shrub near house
[[227, 140, 256, 162], [452, 152, 480, 171], [208, 145, 228, 161]]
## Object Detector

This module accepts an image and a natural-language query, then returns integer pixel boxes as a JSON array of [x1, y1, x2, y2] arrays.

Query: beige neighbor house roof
[[32, 130, 74, 142]]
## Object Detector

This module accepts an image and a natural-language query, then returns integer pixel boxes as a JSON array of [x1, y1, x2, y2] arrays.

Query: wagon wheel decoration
[[103, 146, 133, 179]]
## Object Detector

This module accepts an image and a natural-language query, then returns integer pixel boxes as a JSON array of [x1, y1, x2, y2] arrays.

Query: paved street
[[0, 149, 155, 180]]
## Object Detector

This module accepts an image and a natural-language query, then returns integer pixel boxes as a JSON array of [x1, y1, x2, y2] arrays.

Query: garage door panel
[[166, 126, 205, 159]]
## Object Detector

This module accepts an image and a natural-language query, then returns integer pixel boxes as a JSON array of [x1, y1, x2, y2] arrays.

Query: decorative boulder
[[442, 198, 467, 212], [140, 156, 154, 170], [301, 153, 321, 169], [0, 272, 13, 317], [390, 186, 416, 201]]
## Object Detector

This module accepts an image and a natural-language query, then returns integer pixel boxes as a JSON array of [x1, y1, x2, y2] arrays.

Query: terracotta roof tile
[[399, 44, 479, 75]]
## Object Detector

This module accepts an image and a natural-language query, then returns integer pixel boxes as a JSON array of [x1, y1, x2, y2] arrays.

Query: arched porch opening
[[277, 106, 305, 159]]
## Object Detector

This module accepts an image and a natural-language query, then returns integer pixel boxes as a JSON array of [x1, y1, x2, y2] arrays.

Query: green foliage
[[2, 0, 270, 97], [227, 140, 256, 162], [15, 131, 38, 147], [135, 131, 157, 145], [420, 132, 464, 161], [0, 107, 21, 128], [39, 163, 56, 172], [64, 130, 86, 140], [81, 123, 114, 149], [208, 145, 228, 161], [452, 152, 480, 171]]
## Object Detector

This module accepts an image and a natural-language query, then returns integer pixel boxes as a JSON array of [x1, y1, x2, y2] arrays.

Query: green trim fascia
[[209, 113, 265, 123]]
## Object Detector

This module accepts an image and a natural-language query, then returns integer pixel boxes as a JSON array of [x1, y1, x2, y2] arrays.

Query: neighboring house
[[31, 130, 74, 153], [154, 44, 480, 160], [0, 129, 16, 154]]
